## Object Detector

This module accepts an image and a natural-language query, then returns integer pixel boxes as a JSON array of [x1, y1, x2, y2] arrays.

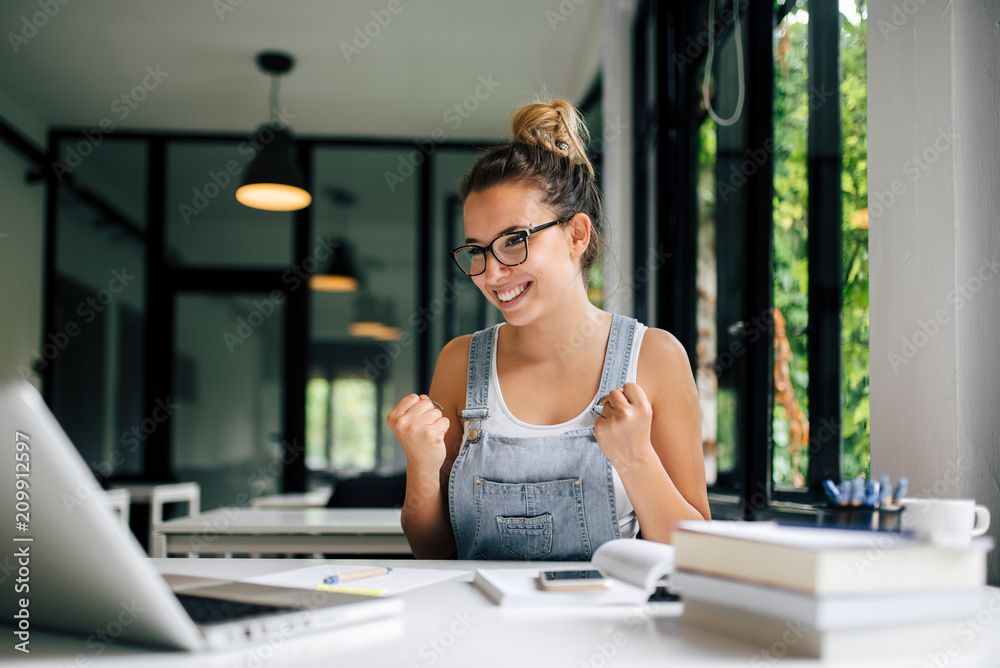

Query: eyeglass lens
[[455, 233, 527, 275]]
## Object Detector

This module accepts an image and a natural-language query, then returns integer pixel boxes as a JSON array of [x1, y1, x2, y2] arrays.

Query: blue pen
[[840, 480, 852, 507], [893, 477, 908, 505], [322, 567, 391, 585], [850, 477, 866, 506], [822, 479, 841, 506], [864, 481, 879, 508], [878, 475, 892, 507]]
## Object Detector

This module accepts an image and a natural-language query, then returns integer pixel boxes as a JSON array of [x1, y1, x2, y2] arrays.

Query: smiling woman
[[387, 99, 711, 560]]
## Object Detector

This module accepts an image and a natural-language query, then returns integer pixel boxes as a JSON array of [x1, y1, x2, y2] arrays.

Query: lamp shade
[[309, 239, 359, 292], [349, 296, 400, 340], [236, 127, 312, 211]]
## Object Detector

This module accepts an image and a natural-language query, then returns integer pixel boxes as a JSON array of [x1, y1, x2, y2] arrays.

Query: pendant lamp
[[309, 240, 360, 292], [235, 51, 312, 212], [310, 187, 360, 292], [349, 296, 400, 340]]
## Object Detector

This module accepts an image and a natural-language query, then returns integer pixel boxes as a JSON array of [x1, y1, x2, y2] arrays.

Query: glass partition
[[50, 138, 147, 480], [173, 293, 284, 510], [306, 146, 418, 474]]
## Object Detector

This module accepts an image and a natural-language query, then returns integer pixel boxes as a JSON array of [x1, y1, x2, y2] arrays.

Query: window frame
[[633, 0, 846, 518]]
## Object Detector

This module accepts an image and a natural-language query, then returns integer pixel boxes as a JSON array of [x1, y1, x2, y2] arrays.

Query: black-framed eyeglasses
[[450, 220, 565, 277]]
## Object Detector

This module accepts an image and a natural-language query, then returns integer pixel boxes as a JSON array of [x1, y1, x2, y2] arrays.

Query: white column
[[868, 0, 1000, 583], [601, 0, 635, 316]]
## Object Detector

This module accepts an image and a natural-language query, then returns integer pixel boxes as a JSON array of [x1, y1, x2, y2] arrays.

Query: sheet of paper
[[241, 565, 469, 597]]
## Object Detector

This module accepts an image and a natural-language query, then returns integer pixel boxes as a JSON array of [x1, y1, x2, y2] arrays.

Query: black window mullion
[[416, 151, 434, 393], [654, 0, 699, 361], [805, 0, 843, 495], [281, 140, 313, 493], [739, 0, 775, 519], [631, 0, 653, 326], [144, 137, 173, 481], [41, 132, 60, 401]]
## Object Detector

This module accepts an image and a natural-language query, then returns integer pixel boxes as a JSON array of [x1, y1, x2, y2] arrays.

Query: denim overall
[[448, 314, 639, 560]]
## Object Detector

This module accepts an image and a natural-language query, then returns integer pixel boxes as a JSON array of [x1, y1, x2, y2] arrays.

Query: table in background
[[111, 481, 201, 549], [150, 507, 409, 557], [250, 487, 332, 509], [103, 487, 130, 525]]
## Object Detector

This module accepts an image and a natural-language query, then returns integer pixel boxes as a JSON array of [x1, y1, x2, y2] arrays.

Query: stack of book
[[672, 521, 993, 661]]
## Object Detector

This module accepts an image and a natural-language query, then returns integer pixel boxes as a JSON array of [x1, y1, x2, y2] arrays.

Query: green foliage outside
[[772, 10, 812, 486], [330, 378, 378, 470], [838, 10, 871, 479], [306, 376, 379, 471], [772, 5, 871, 485]]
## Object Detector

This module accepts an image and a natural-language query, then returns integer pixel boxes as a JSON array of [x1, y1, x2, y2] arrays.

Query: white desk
[[112, 481, 201, 549], [6, 558, 999, 668], [250, 487, 332, 508], [151, 507, 409, 557]]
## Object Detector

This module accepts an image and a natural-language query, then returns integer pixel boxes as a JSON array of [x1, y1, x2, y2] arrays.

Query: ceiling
[[0, 0, 603, 141]]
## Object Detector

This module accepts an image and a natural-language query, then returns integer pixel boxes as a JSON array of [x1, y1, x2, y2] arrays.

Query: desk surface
[[6, 558, 1000, 668]]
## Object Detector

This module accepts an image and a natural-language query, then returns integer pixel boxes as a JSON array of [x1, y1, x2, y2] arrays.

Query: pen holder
[[814, 504, 905, 532]]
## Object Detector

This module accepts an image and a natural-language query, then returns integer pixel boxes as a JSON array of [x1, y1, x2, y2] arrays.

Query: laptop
[[0, 378, 402, 651]]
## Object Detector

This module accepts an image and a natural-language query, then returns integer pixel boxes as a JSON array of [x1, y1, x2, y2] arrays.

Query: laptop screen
[[0, 379, 204, 650]]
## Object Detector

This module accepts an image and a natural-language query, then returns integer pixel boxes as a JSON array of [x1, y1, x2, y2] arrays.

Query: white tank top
[[469, 322, 647, 539]]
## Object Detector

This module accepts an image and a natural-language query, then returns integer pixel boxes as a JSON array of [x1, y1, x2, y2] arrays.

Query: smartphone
[[538, 569, 612, 591]]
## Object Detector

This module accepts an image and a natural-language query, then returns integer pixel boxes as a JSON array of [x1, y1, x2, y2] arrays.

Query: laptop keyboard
[[176, 593, 298, 626]]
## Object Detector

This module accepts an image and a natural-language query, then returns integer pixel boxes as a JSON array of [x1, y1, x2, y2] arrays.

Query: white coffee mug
[[900, 498, 991, 549]]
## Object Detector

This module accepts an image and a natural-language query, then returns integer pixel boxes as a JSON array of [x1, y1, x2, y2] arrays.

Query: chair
[[326, 473, 407, 509]]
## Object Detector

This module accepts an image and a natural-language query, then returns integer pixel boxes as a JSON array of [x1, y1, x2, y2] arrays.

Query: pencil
[[322, 567, 391, 585]]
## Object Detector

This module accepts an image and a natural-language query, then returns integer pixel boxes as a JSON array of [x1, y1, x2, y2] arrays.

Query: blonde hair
[[509, 100, 596, 179], [460, 99, 605, 277]]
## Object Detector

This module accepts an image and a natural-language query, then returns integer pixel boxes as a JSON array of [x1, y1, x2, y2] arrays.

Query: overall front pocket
[[472, 477, 592, 560], [496, 513, 553, 559]]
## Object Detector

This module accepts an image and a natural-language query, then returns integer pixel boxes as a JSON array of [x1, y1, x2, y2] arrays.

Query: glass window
[[695, 20, 747, 489], [839, 2, 870, 479], [772, 5, 811, 489], [663, 1, 869, 511]]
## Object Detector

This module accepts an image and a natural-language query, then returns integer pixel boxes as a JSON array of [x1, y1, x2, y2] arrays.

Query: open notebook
[[0, 379, 402, 651]]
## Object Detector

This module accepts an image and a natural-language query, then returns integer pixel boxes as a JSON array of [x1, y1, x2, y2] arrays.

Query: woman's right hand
[[386, 394, 450, 475]]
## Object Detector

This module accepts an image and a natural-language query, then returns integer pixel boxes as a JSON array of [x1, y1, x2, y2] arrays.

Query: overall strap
[[460, 324, 498, 423], [590, 314, 639, 417]]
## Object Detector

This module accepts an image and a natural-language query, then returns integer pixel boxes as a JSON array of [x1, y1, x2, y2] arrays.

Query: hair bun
[[510, 99, 595, 178]]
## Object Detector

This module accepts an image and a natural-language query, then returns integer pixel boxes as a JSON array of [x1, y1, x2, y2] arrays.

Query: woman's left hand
[[593, 382, 657, 471]]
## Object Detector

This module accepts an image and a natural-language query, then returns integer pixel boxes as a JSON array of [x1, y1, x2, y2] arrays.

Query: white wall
[[953, 0, 1000, 583], [869, 0, 1000, 583], [601, 0, 635, 316], [0, 86, 46, 387]]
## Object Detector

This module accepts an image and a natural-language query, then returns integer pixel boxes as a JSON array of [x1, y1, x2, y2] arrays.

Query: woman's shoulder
[[436, 334, 473, 370], [635, 325, 696, 388], [636, 325, 688, 360], [429, 335, 474, 409]]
